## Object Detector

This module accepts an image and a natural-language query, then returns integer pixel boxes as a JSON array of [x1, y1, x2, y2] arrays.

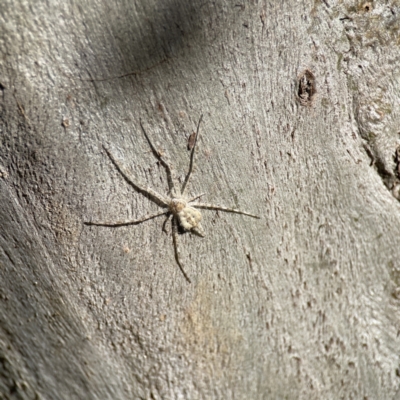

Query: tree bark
[[1, 0, 400, 398]]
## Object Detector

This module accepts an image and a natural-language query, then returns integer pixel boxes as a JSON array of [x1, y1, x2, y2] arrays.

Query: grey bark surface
[[1, 0, 400, 399]]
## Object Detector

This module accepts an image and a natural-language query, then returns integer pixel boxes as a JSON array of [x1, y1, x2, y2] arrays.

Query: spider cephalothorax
[[168, 198, 187, 214], [85, 115, 259, 283]]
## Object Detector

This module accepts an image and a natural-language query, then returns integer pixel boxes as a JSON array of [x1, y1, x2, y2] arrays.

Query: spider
[[84, 115, 260, 283]]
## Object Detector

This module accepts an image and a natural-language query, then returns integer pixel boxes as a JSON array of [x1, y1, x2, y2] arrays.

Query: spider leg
[[188, 193, 206, 203], [140, 119, 180, 197], [192, 203, 260, 219], [172, 216, 191, 283], [103, 145, 168, 207], [181, 114, 203, 196], [84, 210, 168, 227], [162, 213, 171, 233]]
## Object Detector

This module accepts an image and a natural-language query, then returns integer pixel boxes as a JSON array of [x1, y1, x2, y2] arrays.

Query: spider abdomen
[[178, 206, 201, 230], [177, 206, 204, 236]]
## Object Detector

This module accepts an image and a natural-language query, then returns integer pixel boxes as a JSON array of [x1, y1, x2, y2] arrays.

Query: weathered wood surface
[[1, 1, 400, 398]]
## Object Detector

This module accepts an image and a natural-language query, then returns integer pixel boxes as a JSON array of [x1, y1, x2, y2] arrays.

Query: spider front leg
[[84, 210, 168, 227], [140, 119, 180, 197], [171, 216, 191, 283], [181, 114, 203, 195], [103, 145, 169, 207]]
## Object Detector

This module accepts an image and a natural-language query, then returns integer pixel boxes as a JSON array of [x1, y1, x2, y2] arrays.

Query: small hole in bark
[[362, 2, 372, 12], [394, 145, 400, 179], [297, 70, 316, 106], [62, 118, 70, 128]]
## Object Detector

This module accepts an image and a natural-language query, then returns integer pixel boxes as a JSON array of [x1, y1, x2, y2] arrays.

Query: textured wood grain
[[1, 0, 400, 398]]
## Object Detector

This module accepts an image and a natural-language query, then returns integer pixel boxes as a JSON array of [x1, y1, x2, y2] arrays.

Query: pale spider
[[85, 116, 260, 283]]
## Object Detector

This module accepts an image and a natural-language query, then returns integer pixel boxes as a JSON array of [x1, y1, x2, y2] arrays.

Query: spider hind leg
[[172, 216, 191, 283]]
